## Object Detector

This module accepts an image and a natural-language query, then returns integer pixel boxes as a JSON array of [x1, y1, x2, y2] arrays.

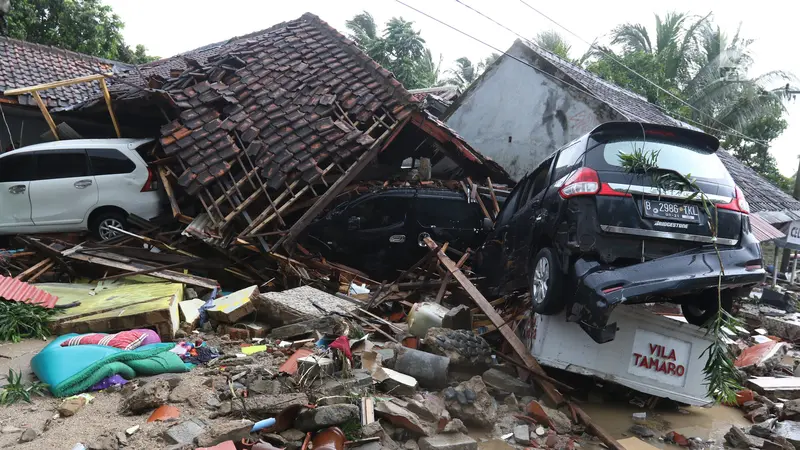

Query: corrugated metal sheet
[[0, 275, 59, 309], [750, 213, 786, 243]]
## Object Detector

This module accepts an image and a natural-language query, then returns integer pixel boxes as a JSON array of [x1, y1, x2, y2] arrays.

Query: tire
[[681, 291, 734, 326], [91, 211, 128, 241], [530, 247, 564, 315]]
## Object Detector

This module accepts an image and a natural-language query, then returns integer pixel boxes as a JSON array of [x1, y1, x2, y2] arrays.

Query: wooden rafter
[[3, 72, 117, 140]]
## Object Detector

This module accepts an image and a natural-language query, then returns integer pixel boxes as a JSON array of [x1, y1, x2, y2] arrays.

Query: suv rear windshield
[[591, 138, 732, 183]]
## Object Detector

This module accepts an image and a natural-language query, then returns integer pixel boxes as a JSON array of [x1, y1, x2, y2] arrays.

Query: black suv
[[306, 187, 490, 278], [474, 122, 765, 343]]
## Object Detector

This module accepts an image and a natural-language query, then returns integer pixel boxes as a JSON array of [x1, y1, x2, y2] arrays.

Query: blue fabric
[[31, 333, 186, 397]]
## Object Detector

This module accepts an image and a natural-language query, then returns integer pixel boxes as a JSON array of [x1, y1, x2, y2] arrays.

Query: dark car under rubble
[[473, 122, 766, 343], [304, 186, 492, 278]]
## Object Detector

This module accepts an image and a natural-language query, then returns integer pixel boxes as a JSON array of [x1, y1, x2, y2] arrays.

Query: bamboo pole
[[99, 78, 121, 138], [30, 92, 58, 139]]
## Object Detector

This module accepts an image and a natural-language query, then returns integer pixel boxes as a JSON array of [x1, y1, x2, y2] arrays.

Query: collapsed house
[[443, 39, 800, 242], [67, 13, 512, 257]]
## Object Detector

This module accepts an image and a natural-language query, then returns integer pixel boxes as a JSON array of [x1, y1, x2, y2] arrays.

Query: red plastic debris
[[147, 404, 180, 422], [665, 431, 690, 447], [328, 336, 352, 361], [0, 275, 58, 308], [735, 341, 783, 368], [279, 348, 313, 375]]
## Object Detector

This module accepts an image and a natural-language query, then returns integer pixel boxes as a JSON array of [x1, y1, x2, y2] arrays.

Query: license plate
[[643, 199, 701, 223]]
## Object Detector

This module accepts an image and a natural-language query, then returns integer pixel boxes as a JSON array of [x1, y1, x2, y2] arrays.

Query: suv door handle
[[8, 185, 25, 194], [74, 179, 93, 189]]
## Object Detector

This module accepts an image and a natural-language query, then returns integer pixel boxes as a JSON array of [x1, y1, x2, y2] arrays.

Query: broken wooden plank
[[16, 236, 78, 278], [27, 261, 55, 283], [63, 248, 217, 289], [435, 249, 470, 303], [467, 177, 491, 220], [3, 73, 112, 96], [422, 237, 624, 450], [16, 258, 52, 281], [487, 177, 501, 214], [157, 166, 181, 218]]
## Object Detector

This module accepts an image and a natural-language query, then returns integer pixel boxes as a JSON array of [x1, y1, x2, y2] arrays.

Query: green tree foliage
[[346, 12, 440, 89], [585, 13, 793, 186], [534, 30, 572, 60], [438, 53, 501, 91], [6, 0, 157, 64]]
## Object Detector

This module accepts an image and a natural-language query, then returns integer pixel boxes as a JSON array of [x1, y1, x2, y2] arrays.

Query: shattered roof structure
[[408, 85, 459, 103], [0, 36, 118, 107], [512, 39, 800, 223], [105, 13, 508, 246]]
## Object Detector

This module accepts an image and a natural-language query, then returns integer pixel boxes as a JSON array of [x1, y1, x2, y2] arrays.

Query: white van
[[0, 139, 163, 240]]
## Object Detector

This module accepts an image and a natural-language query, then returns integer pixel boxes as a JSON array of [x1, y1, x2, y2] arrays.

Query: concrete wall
[[0, 106, 53, 152], [446, 44, 622, 181]]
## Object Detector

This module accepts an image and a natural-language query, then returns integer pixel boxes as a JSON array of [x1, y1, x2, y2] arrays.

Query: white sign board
[[786, 221, 800, 247], [627, 329, 692, 387]]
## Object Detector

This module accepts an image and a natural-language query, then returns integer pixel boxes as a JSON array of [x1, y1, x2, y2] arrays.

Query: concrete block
[[442, 305, 472, 330], [418, 433, 477, 450], [164, 418, 207, 445], [207, 285, 259, 323], [298, 355, 335, 378], [258, 286, 357, 327], [374, 367, 417, 396], [481, 368, 535, 397]]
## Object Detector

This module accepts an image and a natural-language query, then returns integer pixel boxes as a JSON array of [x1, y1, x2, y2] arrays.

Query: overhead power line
[[394, 0, 751, 142], [514, 0, 769, 145]]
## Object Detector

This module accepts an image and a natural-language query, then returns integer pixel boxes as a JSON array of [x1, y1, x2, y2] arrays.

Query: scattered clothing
[[61, 330, 148, 350], [329, 335, 352, 361], [90, 374, 129, 391]]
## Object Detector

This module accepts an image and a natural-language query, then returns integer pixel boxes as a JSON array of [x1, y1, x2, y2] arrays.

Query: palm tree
[[345, 12, 439, 89], [533, 30, 572, 60], [611, 12, 710, 82], [682, 24, 790, 133], [440, 57, 479, 90]]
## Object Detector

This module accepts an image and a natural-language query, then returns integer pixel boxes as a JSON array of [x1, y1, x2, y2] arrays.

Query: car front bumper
[[570, 238, 765, 344]]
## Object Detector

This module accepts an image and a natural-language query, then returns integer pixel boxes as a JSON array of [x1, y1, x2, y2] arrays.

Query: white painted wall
[[446, 44, 622, 180]]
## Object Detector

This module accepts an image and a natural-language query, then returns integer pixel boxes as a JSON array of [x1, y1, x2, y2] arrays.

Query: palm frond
[[611, 23, 652, 54], [345, 12, 378, 48]]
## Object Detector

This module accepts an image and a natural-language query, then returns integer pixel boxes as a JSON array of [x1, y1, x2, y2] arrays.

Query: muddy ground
[[0, 338, 748, 450]]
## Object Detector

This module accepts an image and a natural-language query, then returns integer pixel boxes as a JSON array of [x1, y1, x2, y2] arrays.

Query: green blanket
[[31, 335, 189, 397]]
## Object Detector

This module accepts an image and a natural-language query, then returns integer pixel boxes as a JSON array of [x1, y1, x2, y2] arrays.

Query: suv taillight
[[717, 185, 749, 214], [141, 167, 158, 192], [559, 168, 600, 198]]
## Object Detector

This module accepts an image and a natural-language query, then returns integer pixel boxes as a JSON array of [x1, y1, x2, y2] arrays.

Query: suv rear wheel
[[531, 247, 564, 315], [91, 211, 128, 241], [681, 291, 734, 326]]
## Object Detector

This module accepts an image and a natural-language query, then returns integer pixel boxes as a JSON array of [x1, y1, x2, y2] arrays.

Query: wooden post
[[99, 78, 121, 138], [487, 177, 501, 214], [157, 166, 181, 218], [773, 249, 779, 287], [30, 91, 58, 140], [423, 237, 625, 450], [435, 249, 470, 303], [467, 177, 492, 220]]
